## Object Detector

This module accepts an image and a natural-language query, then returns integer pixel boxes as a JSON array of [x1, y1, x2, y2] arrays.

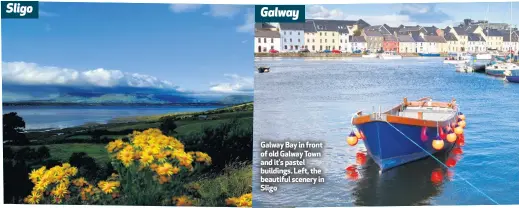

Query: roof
[[364, 30, 383, 36], [444, 33, 458, 41], [279, 23, 304, 31], [383, 35, 397, 41], [397, 35, 415, 42], [453, 27, 468, 36], [464, 25, 479, 33], [304, 20, 317, 33], [399, 26, 422, 32], [483, 29, 502, 37], [255, 23, 276, 30], [351, 36, 366, 42], [306, 19, 358, 32], [412, 35, 426, 42], [423, 26, 438, 35], [255, 30, 280, 38], [425, 35, 446, 43], [468, 33, 485, 42]]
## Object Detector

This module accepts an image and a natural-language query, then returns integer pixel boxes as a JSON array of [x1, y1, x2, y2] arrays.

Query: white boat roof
[[398, 106, 456, 121]]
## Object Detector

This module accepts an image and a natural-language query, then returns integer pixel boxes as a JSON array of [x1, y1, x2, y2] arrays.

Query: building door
[[258, 46, 261, 53]]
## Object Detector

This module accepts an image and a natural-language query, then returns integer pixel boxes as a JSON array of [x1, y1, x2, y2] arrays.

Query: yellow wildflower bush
[[24, 128, 214, 206], [226, 193, 252, 207]]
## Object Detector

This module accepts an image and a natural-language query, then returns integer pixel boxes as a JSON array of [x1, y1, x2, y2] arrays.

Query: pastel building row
[[255, 19, 519, 54]]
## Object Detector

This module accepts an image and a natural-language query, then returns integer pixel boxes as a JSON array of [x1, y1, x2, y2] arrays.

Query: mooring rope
[[384, 121, 499, 205]]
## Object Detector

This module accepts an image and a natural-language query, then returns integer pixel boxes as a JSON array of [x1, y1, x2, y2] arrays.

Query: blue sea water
[[253, 57, 519, 206], [2, 105, 218, 130]]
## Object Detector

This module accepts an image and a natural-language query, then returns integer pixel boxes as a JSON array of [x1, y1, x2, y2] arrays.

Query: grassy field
[[9, 102, 253, 164]]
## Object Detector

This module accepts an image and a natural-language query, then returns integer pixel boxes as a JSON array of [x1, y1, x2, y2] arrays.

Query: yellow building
[[483, 29, 504, 51]]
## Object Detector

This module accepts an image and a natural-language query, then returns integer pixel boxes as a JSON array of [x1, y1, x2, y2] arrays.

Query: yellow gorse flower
[[97, 180, 120, 194], [226, 193, 252, 207], [25, 163, 83, 204], [173, 195, 193, 206]]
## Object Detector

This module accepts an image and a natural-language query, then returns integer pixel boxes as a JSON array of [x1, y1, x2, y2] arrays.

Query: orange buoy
[[454, 126, 464, 135], [452, 147, 463, 155], [356, 152, 366, 165], [446, 133, 457, 143], [347, 134, 358, 146], [458, 120, 466, 128], [354, 130, 361, 139], [345, 165, 356, 173], [432, 139, 444, 150], [446, 158, 457, 167], [430, 169, 444, 184], [458, 114, 466, 120]]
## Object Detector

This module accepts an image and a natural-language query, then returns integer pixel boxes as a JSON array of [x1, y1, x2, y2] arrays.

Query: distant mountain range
[[3, 93, 253, 106]]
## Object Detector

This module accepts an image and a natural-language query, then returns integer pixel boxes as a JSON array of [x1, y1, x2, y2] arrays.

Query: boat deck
[[396, 107, 456, 121]]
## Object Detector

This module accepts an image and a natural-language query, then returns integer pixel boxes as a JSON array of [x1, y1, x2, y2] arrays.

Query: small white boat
[[379, 51, 402, 60], [455, 63, 473, 73], [443, 53, 471, 64], [362, 53, 378, 58]]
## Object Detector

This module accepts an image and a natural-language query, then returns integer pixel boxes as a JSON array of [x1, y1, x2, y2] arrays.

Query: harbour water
[[2, 105, 218, 130], [253, 57, 519, 206]]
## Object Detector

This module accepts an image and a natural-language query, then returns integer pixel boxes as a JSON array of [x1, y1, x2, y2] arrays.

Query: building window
[[290, 45, 293, 50], [298, 39, 300, 43], [313, 39, 315, 43], [271, 46, 274, 49], [320, 32, 322, 36], [284, 38, 287, 42], [284, 31, 286, 35], [339, 46, 341, 50], [332, 39, 335, 43], [271, 38, 274, 43], [312, 45, 315, 50], [290, 31, 292, 35], [258, 38, 261, 43], [298, 32, 300, 35], [307, 39, 310, 43], [295, 46, 299, 50], [320, 39, 322, 43], [325, 32, 327, 36], [264, 38, 266, 43], [320, 45, 323, 50], [285, 45, 288, 50], [325, 39, 327, 43]]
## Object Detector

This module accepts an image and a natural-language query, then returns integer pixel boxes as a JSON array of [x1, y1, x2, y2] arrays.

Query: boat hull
[[505, 76, 519, 83], [418, 53, 440, 57], [355, 121, 456, 171], [486, 68, 506, 77]]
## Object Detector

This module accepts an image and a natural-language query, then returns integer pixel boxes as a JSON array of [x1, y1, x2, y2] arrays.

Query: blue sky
[[2, 3, 254, 101], [307, 2, 519, 27]]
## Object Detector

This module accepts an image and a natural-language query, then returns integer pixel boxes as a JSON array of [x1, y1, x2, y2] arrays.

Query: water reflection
[[351, 149, 459, 206]]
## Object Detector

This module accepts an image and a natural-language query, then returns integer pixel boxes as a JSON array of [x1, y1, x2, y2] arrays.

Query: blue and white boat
[[504, 69, 519, 83], [486, 62, 519, 77], [418, 53, 441, 57], [351, 97, 460, 171]]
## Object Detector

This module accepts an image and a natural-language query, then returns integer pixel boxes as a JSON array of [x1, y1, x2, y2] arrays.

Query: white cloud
[[306, 5, 347, 20], [236, 9, 254, 33], [210, 74, 253, 93], [306, 4, 455, 27], [169, 4, 203, 13], [205, 5, 241, 18], [2, 62, 178, 89], [39, 10, 59, 17]]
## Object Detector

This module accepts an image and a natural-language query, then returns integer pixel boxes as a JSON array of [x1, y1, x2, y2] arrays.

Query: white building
[[502, 30, 519, 53], [255, 30, 281, 53], [467, 33, 487, 53], [350, 36, 366, 52], [338, 26, 351, 52], [412, 33, 428, 53], [279, 23, 305, 52]]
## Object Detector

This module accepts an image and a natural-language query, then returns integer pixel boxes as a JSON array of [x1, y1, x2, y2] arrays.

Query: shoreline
[[255, 52, 449, 58]]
